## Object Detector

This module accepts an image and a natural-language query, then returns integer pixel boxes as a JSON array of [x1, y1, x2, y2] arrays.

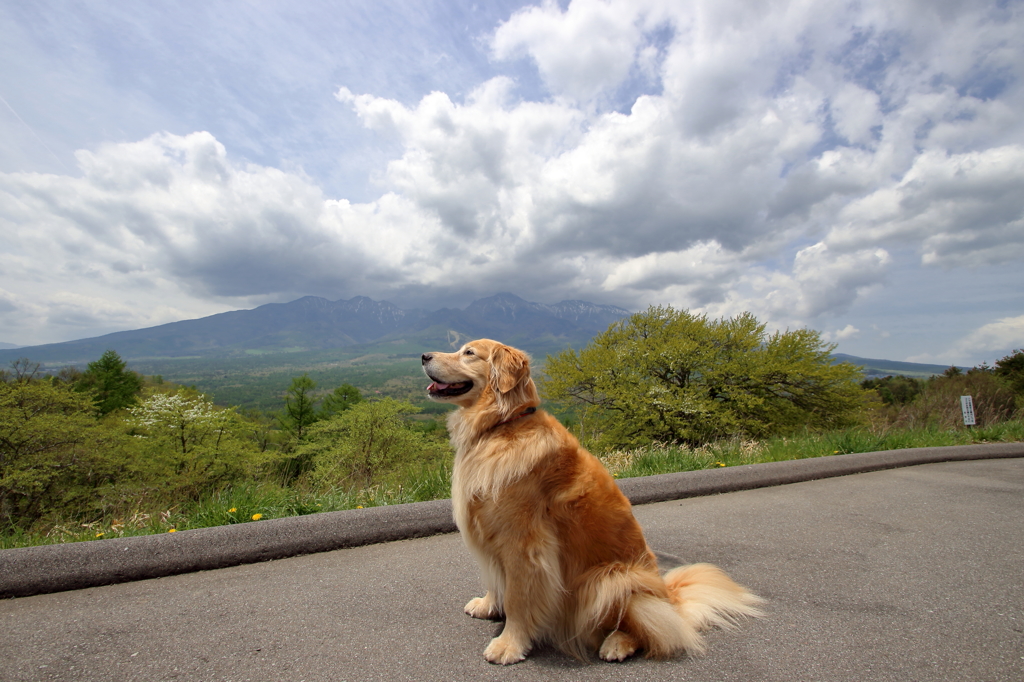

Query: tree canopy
[[320, 383, 363, 417], [78, 350, 144, 415], [541, 306, 865, 449], [1, 377, 98, 525], [296, 398, 450, 487], [279, 374, 320, 439], [994, 349, 1024, 397]]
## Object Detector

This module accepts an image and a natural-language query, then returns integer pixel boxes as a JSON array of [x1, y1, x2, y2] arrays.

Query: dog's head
[[421, 339, 538, 419]]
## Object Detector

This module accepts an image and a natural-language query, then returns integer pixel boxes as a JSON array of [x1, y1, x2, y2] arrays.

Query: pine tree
[[78, 350, 144, 416]]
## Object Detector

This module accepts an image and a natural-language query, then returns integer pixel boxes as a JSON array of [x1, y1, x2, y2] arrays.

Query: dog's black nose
[[421, 353, 433, 365]]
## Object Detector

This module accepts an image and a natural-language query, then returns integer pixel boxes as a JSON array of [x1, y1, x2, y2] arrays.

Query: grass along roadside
[[599, 420, 1024, 479], [0, 461, 453, 550], [3, 420, 1023, 550]]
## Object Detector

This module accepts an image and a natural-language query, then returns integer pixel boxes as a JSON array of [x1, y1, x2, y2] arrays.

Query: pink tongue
[[431, 382, 451, 390]]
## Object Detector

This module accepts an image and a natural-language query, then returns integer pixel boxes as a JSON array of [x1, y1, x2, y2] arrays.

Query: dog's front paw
[[599, 630, 638, 662], [465, 595, 500, 620], [483, 634, 529, 665]]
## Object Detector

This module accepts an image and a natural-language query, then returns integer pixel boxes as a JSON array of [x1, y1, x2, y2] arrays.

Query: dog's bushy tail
[[663, 563, 765, 642], [572, 562, 762, 660]]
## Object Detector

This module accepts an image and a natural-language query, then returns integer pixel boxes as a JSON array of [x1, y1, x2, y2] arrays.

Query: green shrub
[[296, 398, 452, 489], [896, 371, 1017, 430], [0, 378, 99, 528]]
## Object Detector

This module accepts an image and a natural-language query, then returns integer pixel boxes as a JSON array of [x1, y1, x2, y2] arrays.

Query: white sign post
[[960, 395, 976, 427]]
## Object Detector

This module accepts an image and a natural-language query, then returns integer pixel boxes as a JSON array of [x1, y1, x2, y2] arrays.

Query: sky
[[1, 0, 1023, 366]]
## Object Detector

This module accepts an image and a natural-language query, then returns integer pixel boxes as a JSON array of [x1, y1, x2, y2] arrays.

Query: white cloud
[[828, 146, 1024, 267], [2, 0, 1023, 350], [830, 84, 882, 147], [492, 0, 649, 103], [822, 324, 861, 343], [949, 315, 1024, 358], [46, 293, 140, 329], [0, 131, 455, 342]]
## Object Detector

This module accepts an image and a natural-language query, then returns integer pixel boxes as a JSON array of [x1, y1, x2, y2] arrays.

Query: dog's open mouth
[[427, 380, 474, 397]]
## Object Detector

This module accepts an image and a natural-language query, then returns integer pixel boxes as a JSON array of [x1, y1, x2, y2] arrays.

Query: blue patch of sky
[[768, 37, 828, 177], [957, 65, 1013, 101], [831, 27, 903, 113], [607, 21, 675, 115], [768, 36, 815, 98], [914, 118, 936, 144], [1, 0, 545, 200], [802, 105, 846, 162]]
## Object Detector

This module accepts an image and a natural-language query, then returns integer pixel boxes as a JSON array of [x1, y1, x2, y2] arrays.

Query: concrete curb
[[3, 442, 1023, 599], [614, 441, 1024, 504]]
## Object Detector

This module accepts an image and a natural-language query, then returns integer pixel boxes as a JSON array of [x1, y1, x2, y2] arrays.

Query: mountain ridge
[[832, 353, 967, 378], [0, 298, 968, 379], [0, 293, 632, 365]]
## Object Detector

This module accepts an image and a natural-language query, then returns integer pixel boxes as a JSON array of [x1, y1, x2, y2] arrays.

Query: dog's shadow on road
[[653, 550, 686, 571]]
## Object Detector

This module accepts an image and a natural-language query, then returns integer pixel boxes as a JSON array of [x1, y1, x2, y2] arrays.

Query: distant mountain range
[[832, 354, 966, 379], [0, 295, 967, 379], [0, 293, 633, 365]]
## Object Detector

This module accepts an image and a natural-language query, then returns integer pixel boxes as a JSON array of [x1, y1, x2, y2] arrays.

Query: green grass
[[4, 421, 1022, 550], [600, 420, 1024, 479], [0, 461, 453, 550]]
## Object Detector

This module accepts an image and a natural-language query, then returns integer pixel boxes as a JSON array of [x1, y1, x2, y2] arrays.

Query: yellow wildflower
[[168, 528, 177, 533], [251, 513, 263, 521], [95, 532, 104, 537], [716, 462, 726, 467], [356, 505, 363, 509], [228, 507, 237, 513]]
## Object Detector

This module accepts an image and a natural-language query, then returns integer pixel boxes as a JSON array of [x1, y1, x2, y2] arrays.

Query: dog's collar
[[497, 406, 537, 426]]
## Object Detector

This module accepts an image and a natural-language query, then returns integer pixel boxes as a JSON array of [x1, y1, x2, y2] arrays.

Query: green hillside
[[833, 353, 966, 379]]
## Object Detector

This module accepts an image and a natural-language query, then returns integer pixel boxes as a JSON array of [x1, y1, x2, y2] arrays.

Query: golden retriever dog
[[421, 339, 763, 665]]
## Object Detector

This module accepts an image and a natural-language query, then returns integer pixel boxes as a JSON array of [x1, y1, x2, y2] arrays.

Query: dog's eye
[[464, 348, 475, 356]]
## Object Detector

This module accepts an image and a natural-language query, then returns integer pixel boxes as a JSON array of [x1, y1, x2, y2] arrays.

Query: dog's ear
[[488, 345, 537, 418], [489, 345, 531, 393]]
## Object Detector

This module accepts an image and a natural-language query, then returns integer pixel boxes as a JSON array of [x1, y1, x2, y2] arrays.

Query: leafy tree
[[241, 408, 280, 453], [128, 390, 265, 499], [861, 375, 923, 406], [2, 358, 41, 383], [320, 383, 363, 418], [54, 365, 84, 385], [296, 399, 451, 487], [78, 350, 144, 415], [279, 374, 320, 440], [129, 391, 233, 456], [994, 349, 1024, 396], [0, 376, 98, 526], [542, 306, 865, 449]]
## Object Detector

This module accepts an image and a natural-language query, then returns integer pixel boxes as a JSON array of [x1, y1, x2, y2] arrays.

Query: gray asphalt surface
[[2, 457, 1022, 681]]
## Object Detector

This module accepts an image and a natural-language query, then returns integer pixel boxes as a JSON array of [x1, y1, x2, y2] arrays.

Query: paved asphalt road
[[2, 457, 1022, 682]]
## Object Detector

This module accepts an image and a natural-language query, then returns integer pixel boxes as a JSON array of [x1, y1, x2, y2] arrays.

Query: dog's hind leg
[[598, 629, 639, 661]]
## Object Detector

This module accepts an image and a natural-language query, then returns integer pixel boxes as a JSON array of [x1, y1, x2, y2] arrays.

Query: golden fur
[[421, 339, 763, 664]]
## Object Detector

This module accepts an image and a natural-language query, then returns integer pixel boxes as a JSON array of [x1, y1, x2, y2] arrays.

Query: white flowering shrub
[[128, 390, 266, 496], [130, 392, 230, 455]]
